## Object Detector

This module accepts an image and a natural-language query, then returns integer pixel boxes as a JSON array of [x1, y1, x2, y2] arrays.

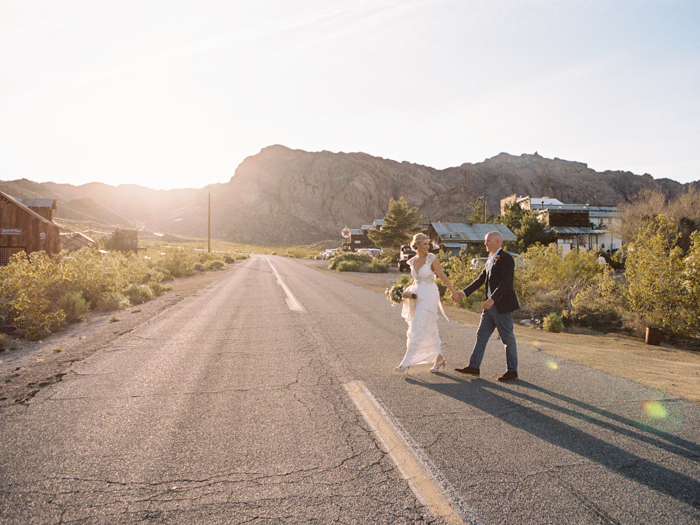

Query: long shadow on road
[[405, 374, 700, 511]]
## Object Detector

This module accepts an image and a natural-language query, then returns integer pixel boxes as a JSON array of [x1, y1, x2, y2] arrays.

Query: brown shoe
[[497, 371, 518, 382], [455, 366, 480, 376]]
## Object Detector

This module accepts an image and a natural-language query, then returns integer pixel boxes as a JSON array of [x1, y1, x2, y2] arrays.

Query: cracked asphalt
[[1, 255, 700, 524]]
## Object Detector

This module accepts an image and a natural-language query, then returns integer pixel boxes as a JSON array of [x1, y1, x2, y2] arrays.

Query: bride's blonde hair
[[410, 232, 430, 250]]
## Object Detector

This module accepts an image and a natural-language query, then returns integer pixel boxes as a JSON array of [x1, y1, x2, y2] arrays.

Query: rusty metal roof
[[430, 222, 515, 242]]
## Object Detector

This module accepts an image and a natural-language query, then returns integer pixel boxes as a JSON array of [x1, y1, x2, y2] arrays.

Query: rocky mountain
[[1, 145, 694, 244]]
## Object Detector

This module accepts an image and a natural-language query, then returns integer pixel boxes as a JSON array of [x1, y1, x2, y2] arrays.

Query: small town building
[[427, 222, 516, 256], [0, 191, 61, 265], [62, 232, 96, 253], [501, 195, 622, 254], [500, 195, 564, 214]]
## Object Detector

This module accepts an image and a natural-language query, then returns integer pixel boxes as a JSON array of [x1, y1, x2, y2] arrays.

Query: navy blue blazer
[[462, 249, 520, 314]]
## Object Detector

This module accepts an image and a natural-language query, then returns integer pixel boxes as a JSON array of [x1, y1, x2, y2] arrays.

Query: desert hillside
[[1, 146, 694, 244]]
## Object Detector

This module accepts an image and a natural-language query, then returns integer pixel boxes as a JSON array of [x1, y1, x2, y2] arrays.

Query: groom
[[451, 231, 520, 381]]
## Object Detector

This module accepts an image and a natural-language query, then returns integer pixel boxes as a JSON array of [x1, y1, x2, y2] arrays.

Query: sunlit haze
[[1, 0, 698, 190]]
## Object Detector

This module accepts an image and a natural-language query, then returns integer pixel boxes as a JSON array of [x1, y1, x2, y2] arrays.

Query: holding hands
[[451, 290, 465, 302]]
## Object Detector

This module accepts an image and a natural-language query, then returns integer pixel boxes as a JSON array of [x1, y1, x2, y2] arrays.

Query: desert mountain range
[[1, 145, 697, 245]]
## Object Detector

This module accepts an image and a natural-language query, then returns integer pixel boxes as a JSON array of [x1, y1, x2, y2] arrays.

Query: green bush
[[123, 284, 155, 305], [364, 260, 389, 273], [207, 260, 226, 271], [58, 291, 90, 323], [192, 262, 206, 272], [95, 291, 131, 312], [0, 333, 20, 352], [329, 252, 372, 270], [337, 260, 363, 272], [543, 312, 563, 333]]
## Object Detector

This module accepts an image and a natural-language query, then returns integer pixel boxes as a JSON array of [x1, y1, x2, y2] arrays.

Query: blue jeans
[[468, 307, 518, 372]]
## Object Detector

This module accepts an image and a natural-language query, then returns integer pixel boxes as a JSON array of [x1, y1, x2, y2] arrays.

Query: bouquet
[[385, 283, 416, 306], [385, 283, 405, 306]]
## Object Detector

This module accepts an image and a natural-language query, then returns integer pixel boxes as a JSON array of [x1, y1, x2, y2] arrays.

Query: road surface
[[1, 255, 699, 524]]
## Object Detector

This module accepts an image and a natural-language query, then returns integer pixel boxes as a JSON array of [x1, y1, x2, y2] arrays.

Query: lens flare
[[545, 360, 558, 370], [644, 401, 668, 419]]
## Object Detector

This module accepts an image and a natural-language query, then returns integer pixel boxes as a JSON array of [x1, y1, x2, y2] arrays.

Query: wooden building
[[62, 232, 96, 253], [0, 191, 61, 265]]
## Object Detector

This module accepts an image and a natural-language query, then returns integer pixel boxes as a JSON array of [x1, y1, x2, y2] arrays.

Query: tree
[[496, 202, 555, 253], [624, 215, 687, 337], [468, 196, 495, 224], [367, 197, 423, 251]]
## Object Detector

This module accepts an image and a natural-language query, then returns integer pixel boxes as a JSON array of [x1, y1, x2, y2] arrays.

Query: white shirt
[[486, 248, 502, 298]]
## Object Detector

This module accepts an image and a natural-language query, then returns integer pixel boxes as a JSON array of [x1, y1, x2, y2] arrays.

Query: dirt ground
[[305, 260, 700, 403], [2, 260, 698, 411]]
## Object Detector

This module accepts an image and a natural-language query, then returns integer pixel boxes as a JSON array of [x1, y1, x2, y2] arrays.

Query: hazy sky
[[1, 0, 698, 190]]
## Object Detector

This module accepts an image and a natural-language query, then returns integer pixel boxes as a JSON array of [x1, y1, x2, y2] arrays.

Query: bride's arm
[[431, 257, 458, 296]]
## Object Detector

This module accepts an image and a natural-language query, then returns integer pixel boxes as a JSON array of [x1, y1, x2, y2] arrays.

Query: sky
[[1, 0, 699, 190]]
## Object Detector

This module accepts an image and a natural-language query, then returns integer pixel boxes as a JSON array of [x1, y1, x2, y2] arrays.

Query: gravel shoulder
[[304, 259, 700, 403]]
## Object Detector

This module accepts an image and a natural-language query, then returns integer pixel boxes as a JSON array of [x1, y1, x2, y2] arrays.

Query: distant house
[[62, 232, 96, 253], [427, 222, 516, 257], [341, 221, 383, 251], [108, 228, 139, 252], [0, 191, 61, 265], [500, 195, 564, 214], [502, 194, 622, 254]]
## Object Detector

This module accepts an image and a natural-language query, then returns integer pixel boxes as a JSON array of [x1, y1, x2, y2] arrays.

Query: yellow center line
[[344, 380, 481, 525]]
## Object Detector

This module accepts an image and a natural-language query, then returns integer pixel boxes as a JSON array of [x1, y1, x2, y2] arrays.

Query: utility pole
[[483, 195, 486, 224], [208, 193, 211, 253]]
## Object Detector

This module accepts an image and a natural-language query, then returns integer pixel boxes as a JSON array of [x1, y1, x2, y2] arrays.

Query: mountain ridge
[[1, 146, 696, 244]]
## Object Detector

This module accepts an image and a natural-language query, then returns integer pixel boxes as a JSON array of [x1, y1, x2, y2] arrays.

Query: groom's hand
[[451, 291, 464, 302], [483, 298, 494, 310]]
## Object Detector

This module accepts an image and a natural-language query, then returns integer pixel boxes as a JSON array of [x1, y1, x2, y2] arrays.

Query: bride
[[396, 233, 459, 373]]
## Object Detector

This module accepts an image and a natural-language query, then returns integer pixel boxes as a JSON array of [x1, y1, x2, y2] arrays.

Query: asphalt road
[[1, 255, 699, 524]]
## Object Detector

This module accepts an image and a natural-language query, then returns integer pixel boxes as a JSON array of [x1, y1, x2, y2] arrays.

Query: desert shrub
[[192, 262, 206, 272], [337, 260, 364, 272], [95, 291, 131, 312], [149, 281, 171, 296], [543, 312, 563, 333], [396, 274, 413, 287], [564, 272, 623, 330], [207, 260, 226, 271], [437, 251, 481, 291], [0, 251, 66, 339], [517, 245, 603, 317], [364, 260, 389, 273], [58, 291, 90, 323], [435, 278, 447, 297], [159, 248, 195, 278], [123, 284, 155, 305], [623, 215, 696, 338], [0, 333, 20, 352], [328, 252, 372, 270]]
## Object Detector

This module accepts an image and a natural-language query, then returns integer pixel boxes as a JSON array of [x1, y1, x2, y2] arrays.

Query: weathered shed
[[0, 191, 61, 264], [62, 232, 96, 253], [428, 222, 516, 256]]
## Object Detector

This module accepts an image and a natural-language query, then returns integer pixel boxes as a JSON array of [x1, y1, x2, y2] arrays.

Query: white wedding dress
[[398, 253, 448, 368]]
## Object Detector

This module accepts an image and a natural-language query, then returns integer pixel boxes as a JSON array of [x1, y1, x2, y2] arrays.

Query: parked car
[[470, 257, 488, 270], [398, 244, 416, 273], [322, 249, 338, 260], [357, 248, 383, 258]]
